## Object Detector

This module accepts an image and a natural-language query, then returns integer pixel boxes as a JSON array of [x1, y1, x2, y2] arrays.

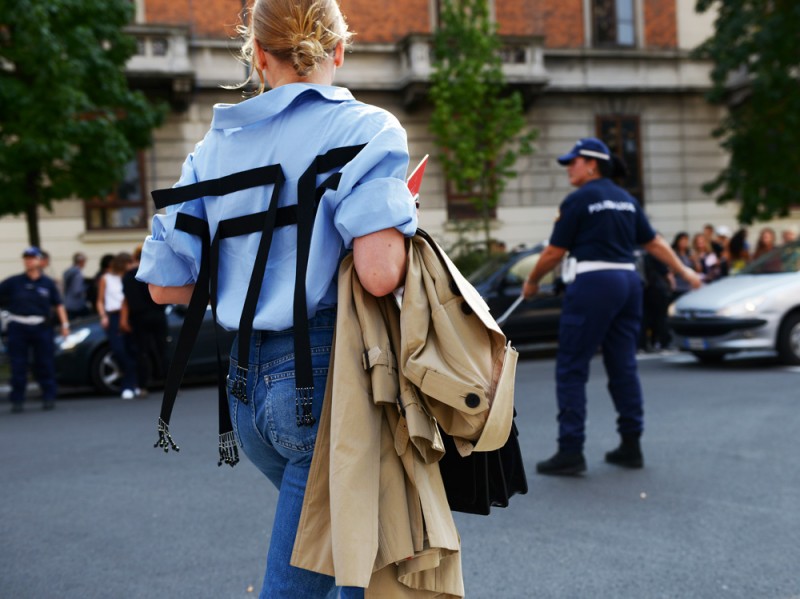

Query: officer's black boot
[[536, 450, 587, 476], [605, 434, 644, 468]]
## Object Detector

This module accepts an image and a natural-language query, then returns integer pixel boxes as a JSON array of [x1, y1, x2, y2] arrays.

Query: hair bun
[[291, 36, 325, 77]]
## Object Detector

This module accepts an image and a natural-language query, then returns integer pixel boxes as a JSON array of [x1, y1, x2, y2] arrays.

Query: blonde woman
[[137, 1, 416, 596]]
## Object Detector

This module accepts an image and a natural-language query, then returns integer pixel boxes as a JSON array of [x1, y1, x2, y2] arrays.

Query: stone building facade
[[2, 0, 791, 278]]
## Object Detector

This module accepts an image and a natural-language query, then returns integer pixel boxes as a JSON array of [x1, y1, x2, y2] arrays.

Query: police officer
[[523, 138, 701, 475], [0, 247, 70, 412]]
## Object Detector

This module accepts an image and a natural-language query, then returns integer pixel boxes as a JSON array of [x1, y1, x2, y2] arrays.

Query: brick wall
[[339, 0, 431, 43], [537, 0, 586, 48], [143, 1, 677, 50], [495, 1, 538, 37], [145, 0, 247, 39], [644, 0, 677, 48]]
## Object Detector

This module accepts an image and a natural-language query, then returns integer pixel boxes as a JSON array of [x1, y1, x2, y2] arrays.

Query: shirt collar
[[211, 84, 354, 130]]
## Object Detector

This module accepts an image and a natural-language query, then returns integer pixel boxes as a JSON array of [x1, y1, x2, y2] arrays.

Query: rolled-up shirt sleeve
[[137, 151, 206, 287], [332, 119, 417, 248]]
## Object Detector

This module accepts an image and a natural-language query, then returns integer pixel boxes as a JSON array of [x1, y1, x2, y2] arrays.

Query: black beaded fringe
[[218, 431, 239, 467], [295, 387, 316, 427], [154, 417, 179, 453]]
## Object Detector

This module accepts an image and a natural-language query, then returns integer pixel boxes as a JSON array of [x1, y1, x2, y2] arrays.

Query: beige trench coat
[[291, 233, 518, 597]]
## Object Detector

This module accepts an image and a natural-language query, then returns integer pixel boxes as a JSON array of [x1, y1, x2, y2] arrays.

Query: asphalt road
[[2, 351, 799, 599]]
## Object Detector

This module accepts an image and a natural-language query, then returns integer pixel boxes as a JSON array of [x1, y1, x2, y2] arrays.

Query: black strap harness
[[150, 144, 366, 466]]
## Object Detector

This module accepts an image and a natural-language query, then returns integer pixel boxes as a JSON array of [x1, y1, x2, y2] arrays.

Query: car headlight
[[717, 296, 767, 317], [57, 327, 91, 351]]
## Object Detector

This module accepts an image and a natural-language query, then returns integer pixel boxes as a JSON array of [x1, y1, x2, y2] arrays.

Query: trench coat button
[[465, 393, 480, 408], [460, 301, 473, 315]]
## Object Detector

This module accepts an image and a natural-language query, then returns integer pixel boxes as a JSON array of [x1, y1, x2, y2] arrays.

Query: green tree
[[694, 0, 800, 224], [0, 0, 164, 246], [429, 0, 535, 253]]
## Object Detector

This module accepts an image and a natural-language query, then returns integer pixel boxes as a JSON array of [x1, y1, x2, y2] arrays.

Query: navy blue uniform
[[0, 274, 63, 407], [549, 178, 655, 453]]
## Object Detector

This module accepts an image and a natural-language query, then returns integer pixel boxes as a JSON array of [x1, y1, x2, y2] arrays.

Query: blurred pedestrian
[[703, 223, 719, 254], [752, 227, 776, 261], [728, 228, 750, 274], [121, 246, 167, 395], [0, 247, 70, 412], [97, 253, 139, 399], [713, 225, 731, 278], [62, 252, 89, 320], [671, 231, 698, 299], [86, 253, 114, 314], [522, 137, 701, 475], [692, 233, 720, 282], [781, 227, 797, 245], [640, 248, 673, 351]]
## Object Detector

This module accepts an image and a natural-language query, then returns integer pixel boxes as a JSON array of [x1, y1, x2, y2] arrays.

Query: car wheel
[[691, 351, 726, 364], [777, 312, 800, 365], [90, 346, 122, 395]]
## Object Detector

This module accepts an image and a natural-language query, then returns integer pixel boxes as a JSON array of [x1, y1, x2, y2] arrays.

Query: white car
[[668, 241, 800, 364]]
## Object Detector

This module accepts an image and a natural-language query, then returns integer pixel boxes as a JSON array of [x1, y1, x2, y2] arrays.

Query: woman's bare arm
[[147, 228, 406, 305], [353, 228, 407, 297], [148, 283, 195, 305]]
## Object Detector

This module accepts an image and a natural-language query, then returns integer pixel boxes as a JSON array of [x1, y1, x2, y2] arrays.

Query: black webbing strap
[[149, 145, 365, 462], [293, 145, 365, 426], [151, 164, 284, 467], [224, 168, 286, 406], [153, 213, 210, 455], [152, 164, 288, 210]]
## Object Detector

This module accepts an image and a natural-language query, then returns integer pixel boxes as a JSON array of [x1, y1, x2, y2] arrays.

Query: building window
[[84, 154, 148, 230], [596, 115, 644, 202], [592, 0, 636, 47]]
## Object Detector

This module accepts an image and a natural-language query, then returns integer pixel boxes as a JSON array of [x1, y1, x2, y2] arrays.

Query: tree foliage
[[0, 0, 164, 245], [429, 0, 535, 251], [694, 0, 800, 224]]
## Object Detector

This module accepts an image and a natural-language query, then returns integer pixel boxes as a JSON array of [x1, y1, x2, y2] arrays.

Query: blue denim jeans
[[227, 308, 364, 599], [106, 311, 138, 392]]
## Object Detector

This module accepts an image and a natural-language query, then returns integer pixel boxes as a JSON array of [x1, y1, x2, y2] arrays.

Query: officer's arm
[[526, 245, 567, 285], [353, 228, 406, 297], [55, 304, 69, 335], [523, 244, 567, 299], [643, 235, 702, 289], [148, 284, 195, 305]]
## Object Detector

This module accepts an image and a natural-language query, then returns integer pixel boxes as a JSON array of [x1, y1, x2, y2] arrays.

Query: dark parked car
[[55, 305, 235, 394], [49, 245, 562, 394], [468, 243, 563, 349]]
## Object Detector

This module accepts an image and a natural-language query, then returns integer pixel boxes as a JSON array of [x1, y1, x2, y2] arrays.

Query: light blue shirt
[[137, 83, 417, 331]]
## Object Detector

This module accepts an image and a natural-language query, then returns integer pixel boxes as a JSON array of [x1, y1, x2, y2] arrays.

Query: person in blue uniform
[[136, 1, 416, 596], [523, 138, 701, 475], [0, 247, 70, 412]]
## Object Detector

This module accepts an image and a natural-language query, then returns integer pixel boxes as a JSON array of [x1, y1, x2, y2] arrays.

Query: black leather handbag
[[438, 413, 528, 515]]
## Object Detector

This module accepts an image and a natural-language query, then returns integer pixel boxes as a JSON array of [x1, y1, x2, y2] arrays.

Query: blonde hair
[[238, 0, 353, 93]]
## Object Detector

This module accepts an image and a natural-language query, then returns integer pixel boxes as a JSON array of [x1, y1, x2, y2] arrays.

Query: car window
[[741, 242, 800, 275], [505, 253, 555, 286], [467, 254, 510, 285]]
